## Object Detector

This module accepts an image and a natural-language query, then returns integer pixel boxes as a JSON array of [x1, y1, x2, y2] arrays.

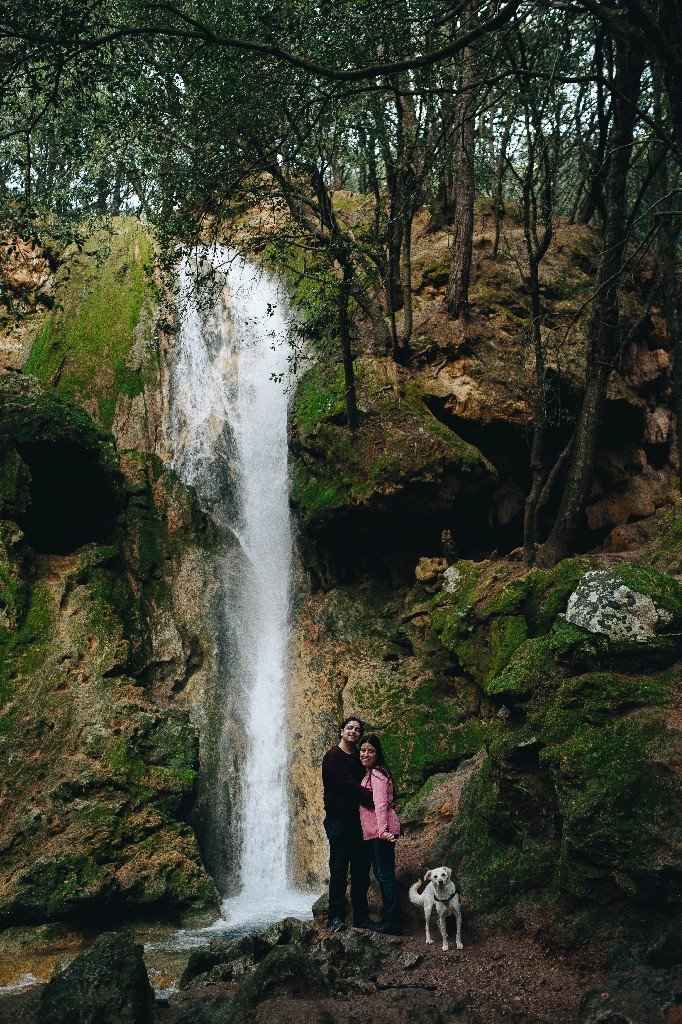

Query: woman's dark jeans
[[370, 838, 401, 929]]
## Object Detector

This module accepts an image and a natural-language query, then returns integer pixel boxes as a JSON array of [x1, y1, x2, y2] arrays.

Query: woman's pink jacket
[[360, 769, 401, 841]]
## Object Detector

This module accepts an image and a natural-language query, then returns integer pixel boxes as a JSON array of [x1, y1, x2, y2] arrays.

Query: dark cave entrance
[[16, 441, 123, 554]]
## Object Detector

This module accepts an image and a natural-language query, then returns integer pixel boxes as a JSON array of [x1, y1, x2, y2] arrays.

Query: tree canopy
[[1, 0, 680, 562]]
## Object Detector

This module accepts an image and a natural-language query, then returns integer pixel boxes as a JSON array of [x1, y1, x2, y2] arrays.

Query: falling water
[[170, 248, 312, 930]]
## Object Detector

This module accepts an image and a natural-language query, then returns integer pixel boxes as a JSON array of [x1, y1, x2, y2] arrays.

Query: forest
[[3, 0, 681, 563], [1, 3, 682, 1023]]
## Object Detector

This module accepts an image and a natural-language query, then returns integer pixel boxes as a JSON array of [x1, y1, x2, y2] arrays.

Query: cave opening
[[17, 441, 122, 554]]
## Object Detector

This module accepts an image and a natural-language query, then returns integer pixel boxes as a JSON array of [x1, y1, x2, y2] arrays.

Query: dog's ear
[[423, 869, 432, 882], [444, 867, 452, 881]]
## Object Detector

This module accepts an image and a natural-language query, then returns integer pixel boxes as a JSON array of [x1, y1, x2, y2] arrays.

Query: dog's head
[[424, 866, 453, 889]]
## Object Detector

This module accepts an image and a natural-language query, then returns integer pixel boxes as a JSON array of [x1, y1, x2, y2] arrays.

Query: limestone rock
[[565, 568, 681, 643], [442, 564, 463, 593], [39, 931, 154, 1024], [415, 557, 448, 582]]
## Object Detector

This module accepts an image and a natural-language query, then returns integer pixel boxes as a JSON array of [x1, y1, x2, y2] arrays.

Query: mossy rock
[[290, 358, 496, 530], [533, 670, 672, 745], [0, 374, 124, 554], [482, 557, 591, 635], [24, 218, 156, 431], [2, 854, 115, 923], [0, 447, 31, 520], [486, 620, 607, 700], [541, 712, 682, 903], [0, 519, 27, 641], [0, 374, 118, 467], [39, 930, 154, 1024], [433, 757, 559, 911], [565, 566, 682, 645]]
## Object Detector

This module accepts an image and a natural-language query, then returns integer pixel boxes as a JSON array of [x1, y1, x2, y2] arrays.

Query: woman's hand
[[381, 831, 397, 843]]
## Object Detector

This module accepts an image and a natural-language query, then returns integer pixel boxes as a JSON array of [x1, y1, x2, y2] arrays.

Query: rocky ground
[[0, 916, 610, 1024]]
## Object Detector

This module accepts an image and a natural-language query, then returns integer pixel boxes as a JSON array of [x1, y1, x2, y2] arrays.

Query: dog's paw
[[442, 943, 449, 952], [456, 940, 463, 950], [425, 937, 434, 944]]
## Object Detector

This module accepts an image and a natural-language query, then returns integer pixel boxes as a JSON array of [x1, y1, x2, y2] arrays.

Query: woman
[[359, 734, 401, 935]]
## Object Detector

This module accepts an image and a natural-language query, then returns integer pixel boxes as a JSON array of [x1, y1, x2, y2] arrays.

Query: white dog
[[409, 866, 463, 952]]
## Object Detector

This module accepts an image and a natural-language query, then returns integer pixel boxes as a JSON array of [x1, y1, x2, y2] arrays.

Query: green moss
[[431, 563, 480, 649], [431, 567, 529, 686], [380, 709, 488, 796], [487, 615, 529, 680], [536, 671, 672, 744], [437, 759, 558, 909], [0, 448, 31, 521], [290, 462, 347, 517], [542, 716, 676, 898], [292, 362, 346, 437], [0, 580, 54, 701], [290, 359, 494, 526], [486, 619, 604, 699], [24, 219, 155, 430], [106, 737, 145, 785], [8, 854, 111, 920], [613, 565, 682, 621], [482, 558, 590, 634]]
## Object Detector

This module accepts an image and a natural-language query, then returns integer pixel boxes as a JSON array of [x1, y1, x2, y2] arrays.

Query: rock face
[[39, 931, 154, 1024], [0, 225, 221, 926], [289, 356, 496, 585], [565, 567, 680, 642], [289, 536, 682, 945]]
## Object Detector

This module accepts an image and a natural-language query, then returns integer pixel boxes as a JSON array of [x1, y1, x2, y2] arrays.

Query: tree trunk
[[399, 205, 414, 357], [338, 265, 359, 431], [446, 25, 476, 320], [492, 116, 512, 259], [539, 36, 644, 566]]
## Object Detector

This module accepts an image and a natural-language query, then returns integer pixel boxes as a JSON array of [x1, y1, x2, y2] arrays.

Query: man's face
[[340, 720, 362, 747]]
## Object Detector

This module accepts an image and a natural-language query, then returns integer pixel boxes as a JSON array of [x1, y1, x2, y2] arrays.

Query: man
[[321, 715, 374, 931]]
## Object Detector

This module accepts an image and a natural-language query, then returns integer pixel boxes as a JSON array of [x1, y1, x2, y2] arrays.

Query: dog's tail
[[409, 880, 426, 906]]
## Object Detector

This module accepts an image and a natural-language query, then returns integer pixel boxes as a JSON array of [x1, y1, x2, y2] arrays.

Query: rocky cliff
[[286, 210, 682, 953], [0, 221, 222, 924], [1, 207, 680, 963]]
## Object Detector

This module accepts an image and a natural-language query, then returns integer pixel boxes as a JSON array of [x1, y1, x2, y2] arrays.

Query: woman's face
[[360, 742, 378, 770]]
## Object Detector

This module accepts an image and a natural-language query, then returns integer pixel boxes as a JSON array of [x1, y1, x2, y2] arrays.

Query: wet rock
[[261, 917, 315, 948], [38, 931, 154, 1024], [179, 935, 265, 989], [565, 568, 682, 643], [229, 943, 329, 1020]]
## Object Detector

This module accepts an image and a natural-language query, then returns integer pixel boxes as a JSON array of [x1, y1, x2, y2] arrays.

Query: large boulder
[[38, 931, 154, 1024], [565, 567, 682, 644]]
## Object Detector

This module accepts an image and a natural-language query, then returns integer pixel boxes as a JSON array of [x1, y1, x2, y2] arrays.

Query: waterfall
[[170, 247, 312, 928]]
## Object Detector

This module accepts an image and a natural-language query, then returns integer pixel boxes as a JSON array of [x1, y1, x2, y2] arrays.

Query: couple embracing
[[321, 716, 401, 935]]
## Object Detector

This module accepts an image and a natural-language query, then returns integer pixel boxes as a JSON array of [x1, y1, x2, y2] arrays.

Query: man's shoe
[[352, 918, 378, 930], [328, 917, 345, 933]]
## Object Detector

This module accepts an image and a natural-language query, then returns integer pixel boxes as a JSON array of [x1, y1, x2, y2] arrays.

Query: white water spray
[[170, 248, 312, 930]]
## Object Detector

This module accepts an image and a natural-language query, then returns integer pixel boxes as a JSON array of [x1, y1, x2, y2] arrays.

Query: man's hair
[[340, 715, 364, 735]]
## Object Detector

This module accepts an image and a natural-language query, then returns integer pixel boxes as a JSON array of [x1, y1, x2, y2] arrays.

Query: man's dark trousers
[[324, 816, 370, 924]]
